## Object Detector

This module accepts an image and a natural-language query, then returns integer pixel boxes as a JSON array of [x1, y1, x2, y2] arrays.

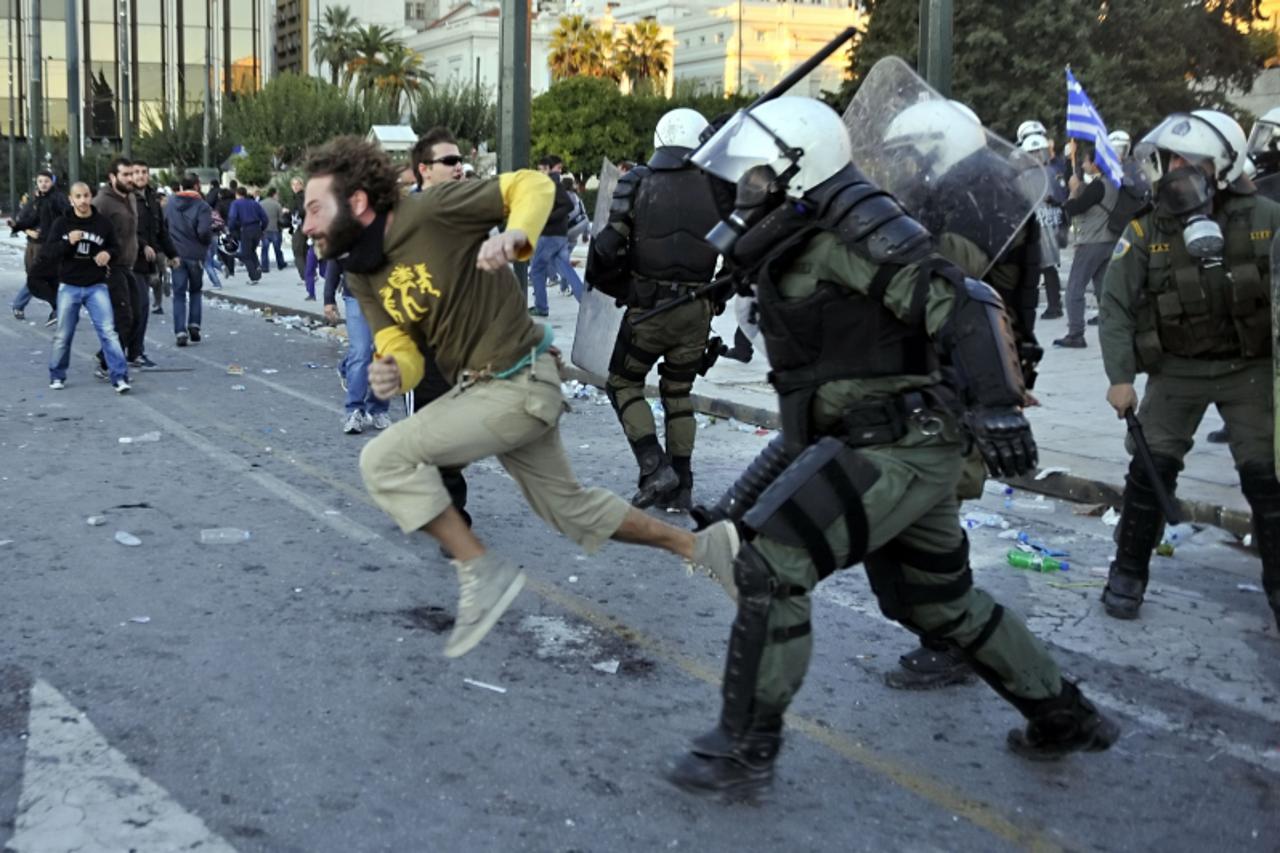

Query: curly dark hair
[[304, 136, 400, 214]]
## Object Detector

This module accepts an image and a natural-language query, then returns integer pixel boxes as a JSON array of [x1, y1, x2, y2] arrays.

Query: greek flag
[[1065, 68, 1123, 186]]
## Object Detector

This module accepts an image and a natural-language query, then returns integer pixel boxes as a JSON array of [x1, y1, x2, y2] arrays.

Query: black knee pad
[[741, 437, 880, 579], [865, 537, 972, 630], [1126, 452, 1179, 500]]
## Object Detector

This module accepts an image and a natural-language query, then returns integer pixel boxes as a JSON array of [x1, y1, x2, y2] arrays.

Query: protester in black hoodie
[[7, 170, 67, 322], [42, 182, 131, 393], [164, 174, 214, 346]]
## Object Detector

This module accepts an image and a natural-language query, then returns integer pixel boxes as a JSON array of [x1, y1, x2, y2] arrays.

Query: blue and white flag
[[1065, 68, 1123, 186]]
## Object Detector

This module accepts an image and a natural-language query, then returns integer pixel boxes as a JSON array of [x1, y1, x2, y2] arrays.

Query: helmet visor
[[690, 110, 794, 185], [1248, 121, 1280, 157]]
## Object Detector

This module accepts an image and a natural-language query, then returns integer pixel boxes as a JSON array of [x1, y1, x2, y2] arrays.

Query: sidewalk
[[202, 245, 1253, 536]]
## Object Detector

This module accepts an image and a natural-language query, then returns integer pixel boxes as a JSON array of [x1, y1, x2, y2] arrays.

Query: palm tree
[[374, 44, 430, 117], [585, 29, 621, 82], [345, 24, 398, 94], [313, 5, 358, 87], [549, 15, 598, 81], [617, 20, 669, 93]]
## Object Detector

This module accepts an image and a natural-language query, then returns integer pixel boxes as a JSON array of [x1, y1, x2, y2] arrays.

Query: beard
[[314, 198, 364, 259]]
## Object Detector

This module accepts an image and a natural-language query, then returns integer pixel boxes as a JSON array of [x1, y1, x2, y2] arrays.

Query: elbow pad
[[937, 278, 1027, 409]]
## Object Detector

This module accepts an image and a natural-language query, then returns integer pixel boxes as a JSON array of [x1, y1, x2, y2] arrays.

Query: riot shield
[[571, 158, 624, 378], [1272, 236, 1280, 471], [843, 56, 1045, 277]]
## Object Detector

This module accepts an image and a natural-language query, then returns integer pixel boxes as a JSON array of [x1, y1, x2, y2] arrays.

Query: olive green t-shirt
[[346, 177, 544, 385]]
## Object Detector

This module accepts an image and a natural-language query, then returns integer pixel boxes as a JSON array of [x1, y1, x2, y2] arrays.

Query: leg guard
[[659, 356, 700, 459], [742, 437, 879, 579], [657, 455, 693, 513], [1103, 454, 1179, 620], [1240, 463, 1280, 630], [690, 434, 797, 529]]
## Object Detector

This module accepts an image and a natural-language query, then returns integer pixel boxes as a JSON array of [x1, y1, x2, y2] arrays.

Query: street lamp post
[[119, 0, 132, 157], [917, 0, 954, 96], [30, 0, 44, 179], [66, 0, 81, 183], [6, 11, 16, 212]]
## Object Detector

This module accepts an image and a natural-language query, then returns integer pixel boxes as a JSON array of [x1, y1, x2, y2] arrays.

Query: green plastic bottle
[[1006, 550, 1068, 573]]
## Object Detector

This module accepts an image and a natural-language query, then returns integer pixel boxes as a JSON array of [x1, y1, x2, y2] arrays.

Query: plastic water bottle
[[200, 528, 251, 544], [1006, 549, 1068, 572], [1156, 522, 1197, 557]]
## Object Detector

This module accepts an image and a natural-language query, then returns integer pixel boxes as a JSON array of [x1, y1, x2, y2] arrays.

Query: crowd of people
[[8, 63, 1280, 804]]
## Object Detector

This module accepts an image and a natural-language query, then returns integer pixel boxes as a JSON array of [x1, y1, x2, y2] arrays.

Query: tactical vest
[[1133, 195, 1272, 369], [746, 168, 938, 443], [629, 148, 721, 285]]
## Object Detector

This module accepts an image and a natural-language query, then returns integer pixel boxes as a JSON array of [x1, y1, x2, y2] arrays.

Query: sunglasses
[[428, 155, 465, 167]]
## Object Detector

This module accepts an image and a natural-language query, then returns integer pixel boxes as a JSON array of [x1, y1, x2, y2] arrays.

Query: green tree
[[617, 19, 670, 94], [843, 0, 1270, 142], [233, 147, 273, 186], [134, 105, 232, 173], [345, 24, 399, 94], [372, 43, 429, 117], [412, 80, 498, 152], [549, 15, 619, 82], [313, 5, 359, 88], [223, 73, 379, 167]]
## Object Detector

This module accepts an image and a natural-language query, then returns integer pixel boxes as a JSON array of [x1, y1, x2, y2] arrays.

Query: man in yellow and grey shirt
[[302, 136, 733, 658]]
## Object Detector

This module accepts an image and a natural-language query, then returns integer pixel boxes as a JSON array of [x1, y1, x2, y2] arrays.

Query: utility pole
[[66, 0, 81, 182], [497, 0, 530, 172], [7, 12, 16, 212], [119, 0, 132, 157], [917, 0, 953, 96], [30, 0, 44, 178]]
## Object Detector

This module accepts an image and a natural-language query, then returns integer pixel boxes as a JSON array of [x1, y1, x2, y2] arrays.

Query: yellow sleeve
[[374, 326, 426, 396], [499, 170, 556, 260]]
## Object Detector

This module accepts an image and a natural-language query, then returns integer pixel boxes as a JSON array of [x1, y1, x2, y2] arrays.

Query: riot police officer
[[589, 108, 726, 511], [668, 95, 1117, 799], [1246, 107, 1280, 202], [1100, 110, 1280, 632]]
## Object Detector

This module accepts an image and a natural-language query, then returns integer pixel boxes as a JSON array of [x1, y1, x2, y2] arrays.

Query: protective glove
[[968, 406, 1038, 478]]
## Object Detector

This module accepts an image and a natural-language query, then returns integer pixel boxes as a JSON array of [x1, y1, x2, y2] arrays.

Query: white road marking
[[9, 679, 238, 853]]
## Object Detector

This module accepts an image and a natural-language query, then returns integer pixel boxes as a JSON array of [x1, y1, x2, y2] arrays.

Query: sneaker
[[48, 378, 65, 390], [131, 354, 158, 369], [444, 553, 527, 658], [188, 325, 201, 343], [528, 307, 549, 317], [176, 332, 189, 347], [1086, 315, 1099, 326], [11, 308, 23, 320], [690, 520, 741, 601], [44, 311, 57, 327], [370, 411, 392, 430], [151, 305, 164, 315], [113, 378, 131, 394], [342, 410, 367, 434], [1040, 308, 1063, 320], [1053, 335, 1087, 349], [93, 366, 109, 381], [302, 294, 315, 300]]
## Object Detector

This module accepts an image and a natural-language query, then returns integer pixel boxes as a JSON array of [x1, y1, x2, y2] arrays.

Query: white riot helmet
[[654, 108, 709, 150], [1108, 129, 1131, 159], [1247, 106, 1280, 173], [1136, 109, 1248, 189], [1020, 132, 1051, 164], [949, 100, 981, 127], [690, 96, 851, 198], [1017, 120, 1047, 144], [882, 100, 987, 180]]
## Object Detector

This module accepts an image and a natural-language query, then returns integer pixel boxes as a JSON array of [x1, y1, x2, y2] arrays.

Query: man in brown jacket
[[92, 157, 140, 371]]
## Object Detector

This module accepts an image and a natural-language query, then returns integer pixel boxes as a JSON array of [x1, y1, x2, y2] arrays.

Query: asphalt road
[[0, 266, 1278, 853]]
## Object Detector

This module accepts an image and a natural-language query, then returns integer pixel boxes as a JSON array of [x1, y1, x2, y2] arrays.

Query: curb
[[561, 365, 1252, 538]]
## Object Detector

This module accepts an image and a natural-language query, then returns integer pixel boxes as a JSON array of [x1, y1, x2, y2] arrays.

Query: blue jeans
[[171, 258, 205, 334], [49, 283, 129, 383], [341, 293, 388, 415], [11, 283, 31, 310], [528, 235, 583, 313], [260, 231, 286, 270], [204, 243, 223, 288]]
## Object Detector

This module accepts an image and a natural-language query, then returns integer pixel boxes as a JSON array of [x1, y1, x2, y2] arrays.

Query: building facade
[[2, 0, 272, 145]]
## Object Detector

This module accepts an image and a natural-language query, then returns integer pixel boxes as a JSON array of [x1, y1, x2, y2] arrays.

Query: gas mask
[[705, 164, 787, 258], [1156, 165, 1223, 260]]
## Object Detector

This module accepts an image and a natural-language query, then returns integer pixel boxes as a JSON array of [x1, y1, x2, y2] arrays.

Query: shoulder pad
[[609, 170, 645, 219], [821, 182, 932, 265], [647, 148, 689, 170]]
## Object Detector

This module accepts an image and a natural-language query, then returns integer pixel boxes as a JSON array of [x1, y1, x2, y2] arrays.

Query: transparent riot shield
[[1272, 235, 1280, 471], [571, 158, 624, 378], [843, 56, 1045, 276]]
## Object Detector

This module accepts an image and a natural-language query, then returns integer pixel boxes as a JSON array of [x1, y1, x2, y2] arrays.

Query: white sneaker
[[113, 379, 131, 394], [370, 411, 392, 430], [49, 379, 65, 390], [690, 520, 742, 601], [342, 410, 366, 434], [445, 554, 527, 658]]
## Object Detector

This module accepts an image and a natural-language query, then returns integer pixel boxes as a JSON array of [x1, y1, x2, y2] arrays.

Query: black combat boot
[[884, 637, 975, 690], [1007, 681, 1120, 760], [657, 455, 693, 513], [1240, 463, 1280, 632], [1102, 455, 1179, 620], [630, 436, 679, 508], [666, 721, 782, 801]]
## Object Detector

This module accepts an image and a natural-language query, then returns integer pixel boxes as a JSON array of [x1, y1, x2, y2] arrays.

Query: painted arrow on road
[[7, 679, 238, 853]]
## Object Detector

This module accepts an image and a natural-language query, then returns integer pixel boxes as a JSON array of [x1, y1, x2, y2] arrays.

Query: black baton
[[1125, 409, 1181, 524]]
